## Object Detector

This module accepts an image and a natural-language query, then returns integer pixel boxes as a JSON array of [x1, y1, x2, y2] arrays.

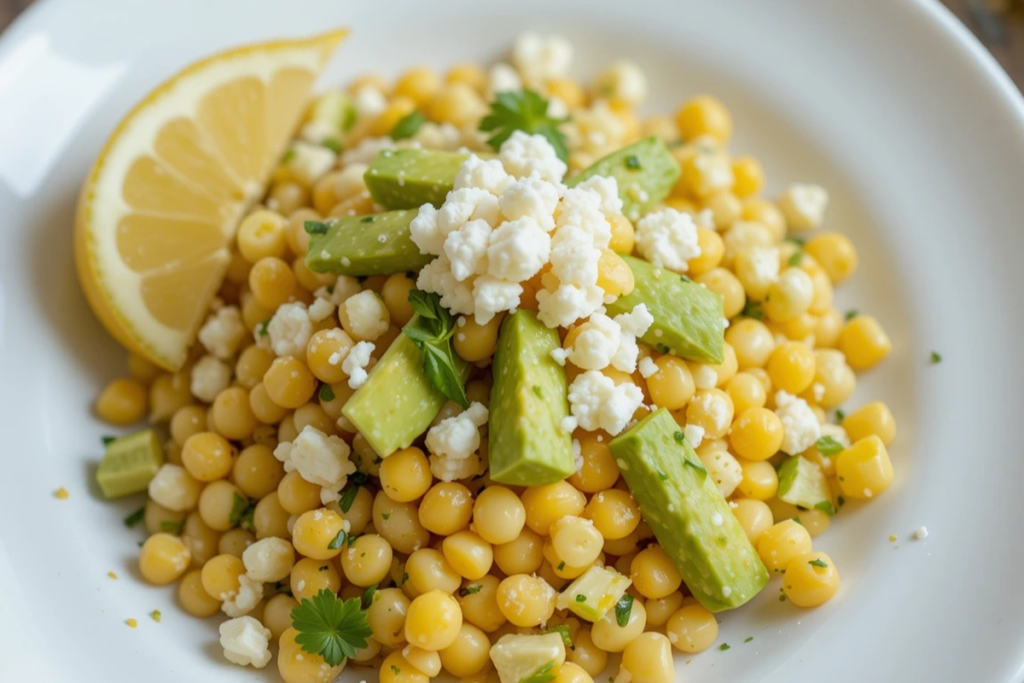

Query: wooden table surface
[[0, 0, 1022, 90]]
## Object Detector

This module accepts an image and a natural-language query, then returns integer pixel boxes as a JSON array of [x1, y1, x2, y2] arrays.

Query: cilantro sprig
[[290, 589, 372, 666], [479, 89, 569, 163], [403, 290, 469, 407]]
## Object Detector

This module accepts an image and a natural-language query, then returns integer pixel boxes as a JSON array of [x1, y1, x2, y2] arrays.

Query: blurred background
[[0, 0, 1021, 89]]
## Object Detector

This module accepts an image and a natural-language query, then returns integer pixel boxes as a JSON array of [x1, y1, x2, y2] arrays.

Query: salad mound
[[87, 30, 896, 683]]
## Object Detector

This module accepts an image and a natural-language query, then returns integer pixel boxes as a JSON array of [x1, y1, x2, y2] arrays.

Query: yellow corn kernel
[[392, 66, 442, 106], [838, 315, 892, 370], [608, 214, 636, 254], [729, 408, 784, 462], [547, 77, 587, 109], [835, 435, 894, 500], [842, 401, 897, 446], [805, 232, 858, 284], [596, 250, 635, 297], [766, 341, 816, 395], [731, 156, 764, 197], [445, 63, 488, 93], [370, 96, 417, 137], [427, 83, 486, 127], [675, 95, 732, 143], [756, 519, 812, 573], [782, 552, 840, 607], [687, 226, 724, 277], [740, 198, 786, 242], [405, 590, 463, 651]]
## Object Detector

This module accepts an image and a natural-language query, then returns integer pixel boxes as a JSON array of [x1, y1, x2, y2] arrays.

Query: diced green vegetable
[[605, 255, 725, 364], [488, 311, 575, 486], [489, 633, 566, 683], [96, 430, 164, 498], [305, 210, 432, 276], [565, 136, 680, 222], [341, 327, 469, 457], [777, 456, 833, 510], [609, 409, 769, 611], [364, 148, 469, 209], [555, 565, 632, 622]]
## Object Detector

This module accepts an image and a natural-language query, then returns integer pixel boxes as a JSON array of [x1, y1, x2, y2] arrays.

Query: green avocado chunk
[[364, 148, 469, 210], [609, 409, 769, 612], [605, 255, 725, 364], [341, 322, 470, 457], [305, 210, 433, 276], [777, 455, 833, 511], [565, 136, 681, 222], [96, 430, 165, 499], [488, 310, 575, 486]]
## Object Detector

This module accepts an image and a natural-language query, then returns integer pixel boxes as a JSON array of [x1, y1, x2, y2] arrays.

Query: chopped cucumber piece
[[777, 455, 832, 510], [610, 408, 769, 611], [305, 210, 432, 276], [341, 323, 469, 457], [364, 148, 469, 209], [565, 136, 681, 222], [605, 255, 725, 364], [488, 311, 574, 486], [555, 565, 632, 622], [489, 633, 566, 683], [95, 430, 164, 499]]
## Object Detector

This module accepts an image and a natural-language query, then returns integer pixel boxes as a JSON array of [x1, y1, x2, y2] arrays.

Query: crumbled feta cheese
[[634, 208, 701, 272], [739, 245, 780, 299], [242, 537, 295, 583], [487, 217, 552, 282], [148, 464, 199, 512], [499, 131, 567, 183], [499, 175, 561, 231], [699, 447, 743, 498], [683, 424, 705, 449], [352, 84, 388, 118], [219, 616, 272, 668], [537, 283, 605, 328], [691, 364, 718, 390], [413, 122, 465, 150], [472, 276, 524, 325], [222, 573, 263, 617], [323, 276, 361, 306], [342, 136, 416, 166], [343, 291, 389, 341], [557, 187, 612, 245], [573, 439, 584, 471], [190, 355, 231, 403], [444, 219, 493, 282], [454, 155, 514, 195], [284, 141, 337, 186], [914, 526, 929, 540], [595, 60, 648, 107], [565, 305, 652, 373], [342, 341, 375, 390], [488, 62, 523, 97], [417, 255, 475, 315], [307, 296, 336, 323], [774, 391, 822, 454], [574, 175, 624, 218], [550, 347, 569, 366], [273, 426, 356, 504], [562, 416, 579, 434], [198, 306, 246, 360], [690, 391, 732, 434], [267, 302, 313, 358], [426, 402, 488, 482], [692, 151, 734, 194], [547, 95, 569, 119], [511, 32, 573, 87], [567, 371, 644, 435], [638, 356, 658, 379], [778, 183, 829, 232], [550, 225, 601, 288]]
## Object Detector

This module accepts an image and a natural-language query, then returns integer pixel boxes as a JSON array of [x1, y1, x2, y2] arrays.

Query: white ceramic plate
[[2, 0, 1023, 681]]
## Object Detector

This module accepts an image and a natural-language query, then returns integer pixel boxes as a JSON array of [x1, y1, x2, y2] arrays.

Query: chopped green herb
[[741, 299, 764, 321], [391, 666, 402, 676], [229, 492, 256, 531], [787, 251, 804, 266], [625, 155, 641, 169], [656, 343, 670, 354], [391, 111, 426, 140], [785, 236, 806, 247], [744, 636, 754, 643], [673, 431, 685, 443], [546, 623, 575, 650], [403, 290, 469, 408], [338, 485, 360, 513], [401, 571, 409, 584], [360, 216, 374, 224], [319, 384, 336, 402], [837, 495, 846, 507], [575, 594, 587, 603], [318, 565, 329, 572], [614, 594, 634, 627], [835, 408, 846, 422], [684, 458, 708, 477], [814, 501, 837, 516], [281, 149, 296, 164], [930, 351, 943, 364], [381, 512, 391, 521], [815, 436, 845, 457], [844, 309, 859, 321], [362, 584, 377, 608], [322, 137, 342, 154], [479, 89, 569, 163], [102, 435, 117, 446], [779, 592, 787, 602], [557, 561, 566, 571], [809, 558, 828, 569], [257, 320, 270, 337], [792, 516, 803, 526], [123, 506, 146, 528], [458, 584, 483, 596], [160, 520, 184, 535], [327, 530, 348, 550], [719, 643, 731, 651], [304, 220, 330, 236], [679, 275, 692, 283], [270, 581, 293, 597], [519, 662, 557, 683]]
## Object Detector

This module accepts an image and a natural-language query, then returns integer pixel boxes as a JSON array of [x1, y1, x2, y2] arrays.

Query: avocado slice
[[777, 455, 833, 512], [488, 310, 575, 486], [565, 136, 681, 222], [341, 324, 470, 457], [609, 408, 769, 611], [305, 210, 433, 276], [96, 429, 165, 498], [364, 148, 470, 210], [605, 255, 725, 364]]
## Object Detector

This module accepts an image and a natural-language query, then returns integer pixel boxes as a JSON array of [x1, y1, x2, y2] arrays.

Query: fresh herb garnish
[[102, 435, 117, 446], [741, 299, 764, 321], [403, 290, 469, 407], [160, 519, 185, 535], [719, 643, 731, 651], [785, 236, 806, 247], [382, 512, 391, 521], [575, 594, 587, 603], [837, 495, 846, 507], [557, 561, 566, 571], [257, 320, 270, 337], [744, 636, 754, 643], [814, 501, 837, 516], [328, 530, 348, 550], [391, 111, 426, 140], [656, 343, 670, 354], [625, 155, 641, 170], [787, 251, 804, 266], [792, 516, 803, 526], [401, 571, 409, 584], [673, 431, 685, 443], [362, 584, 378, 609], [319, 384, 336, 402], [123, 506, 146, 528], [844, 309, 859, 321], [391, 665, 402, 676], [322, 137, 342, 154], [229, 492, 256, 531], [809, 558, 829, 569], [338, 485, 360, 513], [459, 584, 483, 597], [479, 89, 569, 163], [684, 458, 708, 477], [290, 589, 371, 667], [519, 661, 557, 683], [305, 220, 330, 236], [779, 592, 787, 602], [835, 409, 846, 422], [614, 594, 634, 627], [281, 149, 296, 164], [546, 624, 575, 650], [814, 436, 845, 457], [930, 351, 943, 364]]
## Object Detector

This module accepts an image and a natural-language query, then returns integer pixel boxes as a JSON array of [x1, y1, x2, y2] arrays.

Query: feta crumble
[[567, 371, 644, 436], [634, 208, 702, 272], [197, 306, 246, 360], [307, 296, 336, 323], [426, 402, 489, 482], [564, 305, 653, 373], [342, 341, 375, 389], [343, 291, 390, 341], [638, 356, 659, 379], [774, 391, 822, 454], [273, 426, 356, 505], [914, 526, 929, 540], [190, 355, 231, 403], [699, 447, 743, 498], [222, 574, 264, 618], [683, 424, 706, 449], [219, 616, 272, 668], [283, 141, 336, 186], [511, 32, 573, 87], [242, 537, 295, 583], [267, 302, 313, 358], [148, 464, 198, 512], [778, 183, 829, 232]]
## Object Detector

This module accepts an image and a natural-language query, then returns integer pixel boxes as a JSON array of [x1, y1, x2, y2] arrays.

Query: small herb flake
[[744, 636, 754, 643], [835, 408, 846, 422], [815, 435, 845, 457], [381, 512, 390, 521], [814, 501, 837, 516], [391, 111, 426, 140], [322, 137, 342, 154], [809, 558, 829, 569], [837, 495, 846, 507], [844, 309, 859, 321], [785, 236, 807, 247], [327, 530, 348, 550], [930, 351, 943, 364], [614, 594, 634, 627], [319, 384, 336, 402], [625, 155, 641, 170], [257, 320, 270, 337], [779, 592, 787, 602], [656, 343, 670, 354], [741, 299, 764, 321], [575, 594, 587, 603], [338, 485, 360, 513], [787, 251, 804, 266], [401, 572, 409, 585], [150, 610, 162, 623], [719, 643, 731, 651], [519, 662, 557, 683], [673, 431, 685, 443], [304, 220, 330, 236], [458, 584, 483, 597], [391, 666, 402, 676], [318, 565, 329, 572], [546, 623, 575, 651], [684, 458, 708, 477], [229, 492, 256, 531], [160, 520, 185, 535], [557, 561, 566, 571], [360, 216, 374, 224], [679, 275, 692, 283], [792, 516, 803, 526], [102, 435, 117, 446], [123, 506, 146, 528]]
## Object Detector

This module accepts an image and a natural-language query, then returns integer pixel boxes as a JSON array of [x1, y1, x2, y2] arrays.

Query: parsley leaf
[[319, 384, 336, 403], [930, 351, 943, 364], [229, 492, 256, 531], [479, 89, 569, 163], [546, 624, 575, 651], [519, 661, 557, 683], [257, 320, 270, 337], [809, 558, 829, 569], [402, 290, 468, 407], [814, 436, 845, 457], [615, 594, 634, 627], [741, 299, 764, 321], [391, 111, 426, 140], [290, 589, 372, 666], [814, 501, 837, 516], [304, 220, 330, 236], [575, 594, 587, 603], [123, 506, 146, 528]]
